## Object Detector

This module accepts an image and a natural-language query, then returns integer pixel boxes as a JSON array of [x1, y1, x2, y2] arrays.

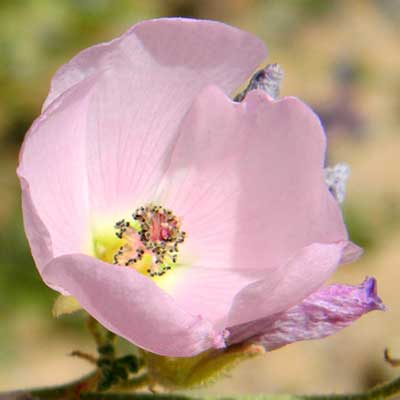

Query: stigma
[[113, 204, 186, 277]]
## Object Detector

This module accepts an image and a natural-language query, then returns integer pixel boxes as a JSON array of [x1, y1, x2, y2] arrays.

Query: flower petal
[[17, 77, 96, 271], [78, 19, 266, 217], [19, 177, 68, 294], [228, 277, 385, 350], [42, 254, 226, 357], [341, 241, 363, 264], [161, 86, 348, 273], [43, 18, 267, 111], [165, 266, 264, 330], [227, 242, 347, 327]]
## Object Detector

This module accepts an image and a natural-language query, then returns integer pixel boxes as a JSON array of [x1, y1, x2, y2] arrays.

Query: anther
[[113, 203, 186, 277]]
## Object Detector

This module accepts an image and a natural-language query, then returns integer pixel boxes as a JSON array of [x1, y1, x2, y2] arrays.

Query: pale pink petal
[[167, 266, 265, 330], [19, 177, 67, 294], [341, 241, 363, 264], [43, 19, 266, 111], [228, 277, 385, 350], [17, 78, 97, 270], [79, 19, 266, 217], [227, 242, 346, 327], [19, 177, 52, 268], [162, 86, 348, 273], [42, 254, 225, 357]]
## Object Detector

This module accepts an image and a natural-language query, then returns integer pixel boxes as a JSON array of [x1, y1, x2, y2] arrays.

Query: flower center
[[112, 204, 186, 277]]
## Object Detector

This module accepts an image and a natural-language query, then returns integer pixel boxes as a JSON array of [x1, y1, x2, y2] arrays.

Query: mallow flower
[[17, 18, 384, 358]]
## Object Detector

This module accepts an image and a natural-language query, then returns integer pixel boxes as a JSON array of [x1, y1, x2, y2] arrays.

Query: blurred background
[[1, 0, 399, 396]]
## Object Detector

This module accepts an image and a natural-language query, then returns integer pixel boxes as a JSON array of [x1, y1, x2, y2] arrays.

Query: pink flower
[[17, 18, 383, 357]]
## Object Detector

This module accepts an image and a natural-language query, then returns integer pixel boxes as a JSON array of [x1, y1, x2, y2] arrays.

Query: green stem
[[0, 371, 98, 400], [81, 394, 189, 400], [300, 375, 400, 400], [1, 372, 400, 400]]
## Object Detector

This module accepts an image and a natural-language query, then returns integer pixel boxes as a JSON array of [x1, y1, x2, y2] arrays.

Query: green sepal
[[142, 343, 265, 390], [52, 295, 82, 317]]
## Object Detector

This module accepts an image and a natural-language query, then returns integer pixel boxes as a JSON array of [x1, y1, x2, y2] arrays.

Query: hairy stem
[[2, 374, 400, 400], [0, 371, 98, 400]]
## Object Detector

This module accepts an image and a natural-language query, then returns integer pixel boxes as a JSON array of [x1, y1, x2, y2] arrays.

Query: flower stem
[[0, 371, 98, 400], [300, 374, 400, 400], [1, 370, 400, 400], [81, 373, 400, 400]]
